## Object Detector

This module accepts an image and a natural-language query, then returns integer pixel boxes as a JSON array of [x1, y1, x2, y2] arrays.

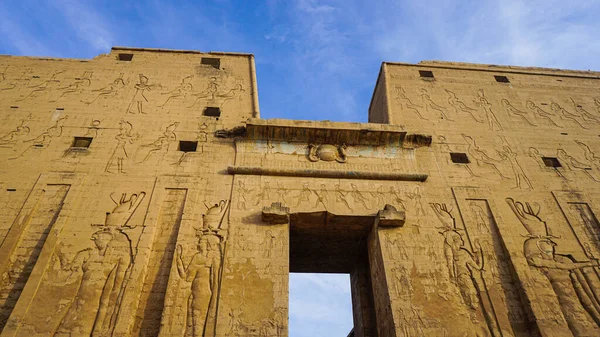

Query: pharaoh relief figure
[[431, 203, 485, 323], [176, 229, 224, 337], [506, 198, 600, 336], [172, 200, 228, 336], [53, 192, 146, 336]]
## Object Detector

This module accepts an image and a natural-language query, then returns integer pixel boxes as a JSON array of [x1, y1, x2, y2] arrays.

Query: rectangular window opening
[[450, 152, 470, 164], [203, 106, 221, 118], [542, 157, 562, 168], [201, 57, 221, 69], [118, 53, 134, 61], [178, 141, 198, 152], [419, 70, 434, 79], [494, 75, 510, 83], [10, 106, 18, 109], [7, 188, 16, 192], [72, 137, 93, 148]]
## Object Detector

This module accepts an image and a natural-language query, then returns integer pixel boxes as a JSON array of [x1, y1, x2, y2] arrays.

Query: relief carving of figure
[[0, 114, 31, 147], [350, 184, 370, 209], [551, 102, 588, 129], [391, 265, 413, 299], [313, 183, 328, 209], [506, 198, 600, 335], [17, 70, 64, 101], [276, 183, 291, 205], [105, 120, 138, 174], [307, 144, 347, 163], [501, 99, 536, 126], [462, 134, 510, 180], [388, 186, 406, 210], [394, 86, 426, 120], [419, 88, 453, 120], [9, 116, 68, 159], [255, 182, 272, 206], [236, 181, 253, 210], [497, 144, 533, 190], [334, 183, 351, 210], [569, 98, 600, 125], [159, 75, 193, 107], [188, 77, 219, 108], [127, 74, 161, 114], [557, 148, 600, 182], [473, 89, 502, 131], [53, 192, 145, 337], [51, 71, 92, 102], [176, 230, 223, 337], [83, 75, 125, 105], [406, 186, 426, 216], [431, 203, 485, 323], [575, 140, 600, 171], [217, 81, 245, 108], [445, 89, 482, 123], [295, 182, 312, 207], [136, 122, 179, 163], [528, 147, 568, 180], [525, 101, 562, 128]]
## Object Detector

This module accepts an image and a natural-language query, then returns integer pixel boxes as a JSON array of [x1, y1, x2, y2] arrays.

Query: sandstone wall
[[0, 47, 599, 337]]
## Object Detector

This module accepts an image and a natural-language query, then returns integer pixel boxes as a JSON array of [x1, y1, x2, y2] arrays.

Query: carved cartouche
[[308, 144, 347, 163]]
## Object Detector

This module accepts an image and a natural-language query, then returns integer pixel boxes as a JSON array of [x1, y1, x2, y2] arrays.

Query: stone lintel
[[227, 166, 428, 182], [245, 118, 431, 148]]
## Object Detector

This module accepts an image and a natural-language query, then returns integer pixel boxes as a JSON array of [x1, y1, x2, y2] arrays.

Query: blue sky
[[1, 1, 599, 335]]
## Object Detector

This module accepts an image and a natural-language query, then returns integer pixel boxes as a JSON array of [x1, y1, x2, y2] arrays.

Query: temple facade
[[0, 47, 599, 336]]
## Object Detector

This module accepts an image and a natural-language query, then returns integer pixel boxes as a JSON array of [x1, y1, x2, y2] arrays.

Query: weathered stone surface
[[0, 47, 599, 337]]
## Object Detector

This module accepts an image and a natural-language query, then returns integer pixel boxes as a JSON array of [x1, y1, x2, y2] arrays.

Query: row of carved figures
[[2, 112, 599, 188], [0, 67, 245, 114], [45, 194, 600, 336], [441, 134, 600, 188], [396, 86, 600, 130], [236, 180, 426, 213], [0, 117, 213, 170]]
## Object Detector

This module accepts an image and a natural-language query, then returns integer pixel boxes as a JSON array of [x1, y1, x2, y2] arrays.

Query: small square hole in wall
[[118, 53, 134, 61], [203, 106, 221, 118], [450, 153, 470, 164], [201, 57, 221, 69], [494, 75, 510, 83], [542, 157, 561, 168], [72, 137, 93, 148], [419, 70, 434, 79], [178, 141, 198, 152]]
